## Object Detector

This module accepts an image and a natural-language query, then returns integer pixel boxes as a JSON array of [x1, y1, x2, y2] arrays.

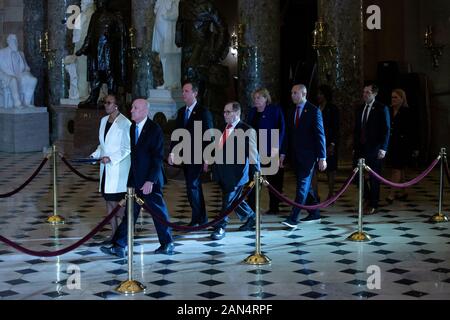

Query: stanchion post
[[243, 172, 271, 265], [116, 187, 146, 294], [347, 158, 371, 242], [46, 145, 65, 225], [430, 148, 448, 223]]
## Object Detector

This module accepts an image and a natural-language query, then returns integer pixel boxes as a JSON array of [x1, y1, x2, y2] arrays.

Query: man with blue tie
[[353, 84, 390, 214], [280, 84, 327, 228], [168, 81, 213, 227], [101, 99, 174, 257]]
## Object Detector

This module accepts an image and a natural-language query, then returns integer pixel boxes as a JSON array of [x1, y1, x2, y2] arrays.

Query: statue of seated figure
[[0, 34, 37, 108]]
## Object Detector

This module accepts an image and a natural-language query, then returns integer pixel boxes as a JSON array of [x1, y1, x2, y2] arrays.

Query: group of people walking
[[90, 80, 417, 259]]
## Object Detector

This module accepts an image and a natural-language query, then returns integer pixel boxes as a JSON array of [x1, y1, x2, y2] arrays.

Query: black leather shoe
[[210, 227, 226, 240], [100, 245, 126, 258], [154, 242, 175, 255], [239, 217, 256, 231]]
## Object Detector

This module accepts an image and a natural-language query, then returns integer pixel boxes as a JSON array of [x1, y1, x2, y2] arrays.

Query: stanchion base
[[46, 215, 65, 225], [347, 231, 372, 242], [243, 253, 271, 265], [429, 213, 449, 223], [115, 280, 146, 295]]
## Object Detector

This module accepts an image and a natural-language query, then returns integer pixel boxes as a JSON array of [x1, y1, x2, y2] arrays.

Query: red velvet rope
[[0, 157, 48, 198], [59, 155, 99, 182], [0, 204, 123, 257], [266, 168, 359, 210], [366, 157, 440, 188], [141, 183, 255, 231], [444, 157, 450, 185]]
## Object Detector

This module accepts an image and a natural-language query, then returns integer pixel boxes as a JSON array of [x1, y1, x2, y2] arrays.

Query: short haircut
[[252, 88, 272, 104], [182, 81, 199, 93], [294, 84, 307, 94], [227, 101, 241, 113], [365, 83, 379, 94]]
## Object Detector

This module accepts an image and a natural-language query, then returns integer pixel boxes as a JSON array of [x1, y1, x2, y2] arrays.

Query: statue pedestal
[[0, 107, 49, 152], [60, 98, 81, 106], [50, 104, 78, 156], [147, 89, 183, 122], [73, 108, 106, 157]]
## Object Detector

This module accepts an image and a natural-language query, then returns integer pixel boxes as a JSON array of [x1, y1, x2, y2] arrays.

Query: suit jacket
[[170, 102, 213, 165], [213, 121, 261, 193], [128, 117, 166, 189], [91, 114, 131, 193], [321, 103, 339, 147], [283, 101, 327, 173], [354, 100, 390, 158], [246, 104, 286, 157]]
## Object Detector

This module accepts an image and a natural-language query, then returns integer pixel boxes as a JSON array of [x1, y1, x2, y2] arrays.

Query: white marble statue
[[152, 0, 181, 90], [0, 34, 37, 108], [64, 55, 79, 100], [73, 0, 96, 99]]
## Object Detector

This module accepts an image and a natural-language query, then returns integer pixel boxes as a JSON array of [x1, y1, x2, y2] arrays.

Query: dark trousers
[[183, 164, 207, 223], [113, 184, 173, 248], [216, 185, 255, 229], [290, 164, 320, 221], [248, 168, 284, 212]]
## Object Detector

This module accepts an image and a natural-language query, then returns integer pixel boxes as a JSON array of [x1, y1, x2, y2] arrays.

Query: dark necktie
[[295, 105, 303, 128], [135, 125, 139, 145], [360, 105, 370, 144], [184, 108, 190, 127]]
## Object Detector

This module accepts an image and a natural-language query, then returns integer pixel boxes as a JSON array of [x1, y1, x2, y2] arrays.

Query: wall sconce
[[424, 25, 445, 69], [39, 31, 56, 68], [311, 18, 336, 79], [230, 30, 238, 57]]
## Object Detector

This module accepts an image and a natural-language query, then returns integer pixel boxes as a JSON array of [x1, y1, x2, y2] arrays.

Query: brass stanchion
[[116, 188, 146, 294], [243, 172, 271, 265], [430, 148, 448, 223], [46, 145, 65, 225], [347, 158, 371, 242]]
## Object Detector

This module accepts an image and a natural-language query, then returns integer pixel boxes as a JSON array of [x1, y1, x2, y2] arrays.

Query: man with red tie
[[210, 102, 260, 240], [280, 84, 327, 228], [353, 84, 390, 214]]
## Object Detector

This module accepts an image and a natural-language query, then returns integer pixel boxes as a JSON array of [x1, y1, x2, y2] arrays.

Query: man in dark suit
[[210, 102, 261, 240], [101, 99, 174, 257], [280, 84, 327, 228], [168, 81, 213, 227], [353, 83, 390, 214]]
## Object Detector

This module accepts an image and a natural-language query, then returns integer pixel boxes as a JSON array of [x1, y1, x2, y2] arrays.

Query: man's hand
[[141, 181, 154, 195], [167, 153, 174, 166], [279, 154, 286, 169], [377, 149, 386, 160], [101, 156, 111, 164], [318, 159, 327, 172]]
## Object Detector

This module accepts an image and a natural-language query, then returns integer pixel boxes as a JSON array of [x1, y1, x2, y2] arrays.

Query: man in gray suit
[[210, 102, 260, 240]]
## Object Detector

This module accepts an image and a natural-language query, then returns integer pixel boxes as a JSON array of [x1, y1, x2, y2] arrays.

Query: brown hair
[[392, 88, 409, 107], [252, 88, 272, 104]]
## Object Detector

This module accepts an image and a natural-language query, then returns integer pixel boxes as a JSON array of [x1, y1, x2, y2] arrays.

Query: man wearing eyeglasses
[[210, 102, 260, 240]]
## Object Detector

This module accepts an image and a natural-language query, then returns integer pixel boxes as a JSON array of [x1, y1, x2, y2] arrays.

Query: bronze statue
[[75, 0, 128, 108], [175, 0, 230, 118]]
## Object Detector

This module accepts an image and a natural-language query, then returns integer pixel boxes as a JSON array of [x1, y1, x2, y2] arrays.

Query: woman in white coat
[[91, 94, 131, 240]]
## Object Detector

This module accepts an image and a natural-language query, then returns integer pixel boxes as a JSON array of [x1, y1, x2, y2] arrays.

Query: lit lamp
[[312, 18, 335, 76], [39, 31, 56, 68], [424, 25, 445, 69], [230, 30, 238, 57]]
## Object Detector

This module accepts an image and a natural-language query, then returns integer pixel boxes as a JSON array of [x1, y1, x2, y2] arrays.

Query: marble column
[[47, 0, 79, 106], [23, 0, 46, 107], [238, 0, 280, 111], [131, 0, 155, 98], [318, 0, 364, 158]]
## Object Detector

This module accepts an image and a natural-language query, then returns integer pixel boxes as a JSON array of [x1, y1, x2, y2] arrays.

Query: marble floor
[[0, 151, 449, 300]]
